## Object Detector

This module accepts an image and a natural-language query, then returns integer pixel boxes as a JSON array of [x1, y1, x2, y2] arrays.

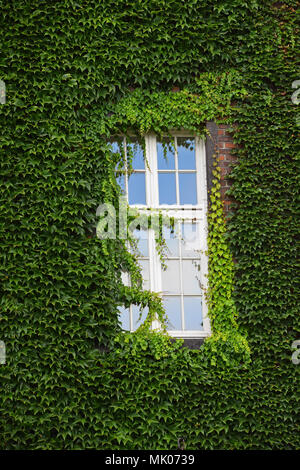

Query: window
[[111, 133, 211, 339]]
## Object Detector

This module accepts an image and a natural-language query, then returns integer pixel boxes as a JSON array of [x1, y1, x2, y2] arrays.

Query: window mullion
[[174, 136, 180, 205], [151, 134, 158, 208], [195, 136, 205, 206], [178, 221, 185, 331], [124, 136, 129, 202], [145, 136, 159, 330]]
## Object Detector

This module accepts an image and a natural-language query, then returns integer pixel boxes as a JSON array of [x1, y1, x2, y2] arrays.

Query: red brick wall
[[216, 124, 237, 216]]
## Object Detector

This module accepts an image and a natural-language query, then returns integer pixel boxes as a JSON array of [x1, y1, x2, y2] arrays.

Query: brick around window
[[206, 122, 237, 217]]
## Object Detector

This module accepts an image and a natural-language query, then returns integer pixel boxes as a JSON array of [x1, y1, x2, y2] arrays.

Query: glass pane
[[138, 259, 150, 290], [161, 260, 181, 294], [182, 260, 201, 294], [162, 224, 179, 257], [109, 137, 123, 153], [110, 141, 120, 153], [118, 306, 130, 331], [177, 137, 196, 170], [110, 138, 125, 171], [158, 172, 176, 205], [157, 139, 175, 170], [184, 297, 203, 330], [116, 172, 126, 193], [133, 228, 148, 257], [121, 271, 129, 286], [128, 172, 146, 205], [181, 222, 200, 257], [128, 140, 145, 170], [132, 305, 149, 329], [179, 173, 197, 205], [163, 296, 182, 330]]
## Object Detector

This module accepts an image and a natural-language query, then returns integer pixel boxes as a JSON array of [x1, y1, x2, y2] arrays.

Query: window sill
[[167, 330, 210, 339]]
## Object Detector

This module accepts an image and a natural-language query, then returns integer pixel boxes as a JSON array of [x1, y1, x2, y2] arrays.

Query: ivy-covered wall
[[0, 0, 299, 449]]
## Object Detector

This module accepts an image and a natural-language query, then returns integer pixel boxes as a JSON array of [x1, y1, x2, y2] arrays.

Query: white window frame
[[119, 132, 211, 339]]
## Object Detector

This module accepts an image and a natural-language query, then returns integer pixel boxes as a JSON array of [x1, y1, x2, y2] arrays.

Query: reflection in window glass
[[132, 228, 149, 257], [118, 306, 130, 331], [184, 297, 203, 330], [110, 141, 120, 153], [179, 173, 197, 205], [128, 141, 145, 170], [128, 172, 146, 205], [138, 260, 150, 290], [181, 222, 200, 257], [116, 172, 126, 193], [162, 260, 181, 294], [162, 224, 179, 258], [110, 138, 125, 171], [157, 139, 175, 170], [109, 138, 123, 155], [182, 260, 201, 295], [177, 138, 196, 170], [158, 172, 176, 205], [163, 297, 182, 330], [121, 271, 129, 286], [132, 305, 149, 329]]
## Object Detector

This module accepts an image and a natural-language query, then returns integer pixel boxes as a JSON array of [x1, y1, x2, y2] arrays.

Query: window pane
[[132, 305, 149, 329], [158, 172, 176, 205], [179, 173, 197, 205], [128, 140, 145, 170], [109, 138, 125, 171], [116, 172, 126, 193], [138, 259, 150, 290], [161, 260, 181, 294], [109, 137, 123, 154], [128, 172, 146, 205], [133, 228, 148, 257], [181, 222, 200, 257], [110, 141, 120, 153], [157, 139, 175, 170], [177, 137, 196, 170], [163, 296, 182, 330], [162, 224, 179, 258], [118, 306, 130, 331], [121, 271, 129, 286], [182, 260, 201, 294], [184, 297, 203, 330]]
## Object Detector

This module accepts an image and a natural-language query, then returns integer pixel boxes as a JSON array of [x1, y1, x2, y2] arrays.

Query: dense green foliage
[[0, 0, 299, 449]]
